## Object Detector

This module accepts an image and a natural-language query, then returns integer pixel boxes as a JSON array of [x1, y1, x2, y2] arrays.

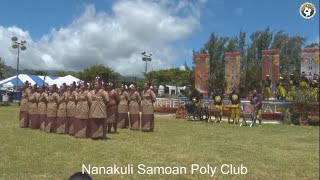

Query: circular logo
[[232, 94, 238, 101], [215, 96, 221, 102], [300, 2, 316, 19]]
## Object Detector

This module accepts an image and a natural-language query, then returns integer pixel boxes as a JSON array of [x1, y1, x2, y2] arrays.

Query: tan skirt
[[29, 114, 40, 129], [67, 116, 76, 136], [45, 117, 56, 133], [89, 118, 106, 139], [117, 113, 129, 128], [56, 116, 67, 134], [129, 114, 140, 130], [19, 111, 29, 128], [74, 118, 88, 138], [107, 105, 117, 124], [39, 114, 47, 131], [141, 114, 154, 132]]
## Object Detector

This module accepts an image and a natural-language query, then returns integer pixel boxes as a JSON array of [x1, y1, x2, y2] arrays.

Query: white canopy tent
[[168, 85, 186, 95], [51, 75, 82, 87], [0, 74, 82, 88], [159, 85, 186, 95]]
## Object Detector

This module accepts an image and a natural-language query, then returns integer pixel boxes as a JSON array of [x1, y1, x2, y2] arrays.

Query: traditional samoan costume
[[117, 91, 129, 128], [66, 90, 77, 135], [106, 89, 119, 133], [129, 91, 141, 130], [74, 90, 92, 138], [38, 92, 48, 131], [45, 92, 59, 133], [140, 89, 156, 132], [89, 89, 109, 139], [19, 88, 31, 128], [56, 91, 68, 134], [28, 92, 39, 129]]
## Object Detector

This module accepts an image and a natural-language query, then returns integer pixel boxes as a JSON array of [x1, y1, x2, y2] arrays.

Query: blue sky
[[0, 0, 319, 75]]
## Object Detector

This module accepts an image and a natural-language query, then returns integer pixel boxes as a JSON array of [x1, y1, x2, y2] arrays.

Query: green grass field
[[0, 104, 319, 180]]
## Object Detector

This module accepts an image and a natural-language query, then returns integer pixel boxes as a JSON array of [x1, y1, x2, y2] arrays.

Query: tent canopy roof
[[0, 74, 82, 88]]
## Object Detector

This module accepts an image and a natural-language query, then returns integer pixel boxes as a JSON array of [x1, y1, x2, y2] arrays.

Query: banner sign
[[154, 98, 290, 120], [154, 97, 190, 113], [262, 50, 280, 88], [301, 48, 320, 80], [194, 54, 209, 98], [224, 52, 240, 95], [260, 101, 291, 120]]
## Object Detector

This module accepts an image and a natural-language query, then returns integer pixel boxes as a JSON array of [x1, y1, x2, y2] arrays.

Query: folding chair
[[201, 105, 210, 121], [185, 103, 200, 120], [240, 103, 256, 127]]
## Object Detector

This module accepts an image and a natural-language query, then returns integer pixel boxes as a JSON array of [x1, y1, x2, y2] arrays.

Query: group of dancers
[[264, 72, 319, 100], [19, 78, 156, 140]]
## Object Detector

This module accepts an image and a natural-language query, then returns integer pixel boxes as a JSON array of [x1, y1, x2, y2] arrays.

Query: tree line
[[1, 28, 318, 97], [193, 27, 318, 97]]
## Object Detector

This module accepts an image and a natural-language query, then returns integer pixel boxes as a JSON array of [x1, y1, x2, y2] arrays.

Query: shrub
[[287, 90, 319, 126]]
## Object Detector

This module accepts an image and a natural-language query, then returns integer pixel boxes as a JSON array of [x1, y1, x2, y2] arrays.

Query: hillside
[[0, 64, 78, 79], [0, 64, 144, 85]]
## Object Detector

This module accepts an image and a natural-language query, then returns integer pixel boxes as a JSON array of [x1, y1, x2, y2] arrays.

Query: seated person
[[176, 102, 187, 119]]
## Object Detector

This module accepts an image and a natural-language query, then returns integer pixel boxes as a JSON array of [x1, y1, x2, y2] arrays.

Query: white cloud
[[0, 0, 205, 76], [180, 65, 186, 70], [233, 7, 244, 15], [315, 36, 319, 43]]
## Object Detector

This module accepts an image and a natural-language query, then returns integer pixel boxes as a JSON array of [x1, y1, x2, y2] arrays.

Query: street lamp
[[0, 58, 3, 77], [11, 37, 27, 91], [141, 51, 152, 75]]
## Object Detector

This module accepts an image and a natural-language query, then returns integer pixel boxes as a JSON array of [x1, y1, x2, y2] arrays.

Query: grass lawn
[[0, 104, 319, 180]]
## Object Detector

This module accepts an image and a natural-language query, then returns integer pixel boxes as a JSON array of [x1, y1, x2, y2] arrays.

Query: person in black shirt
[[229, 87, 240, 124], [193, 96, 202, 120], [312, 73, 318, 82], [252, 89, 263, 126], [212, 90, 223, 122], [310, 74, 318, 90]]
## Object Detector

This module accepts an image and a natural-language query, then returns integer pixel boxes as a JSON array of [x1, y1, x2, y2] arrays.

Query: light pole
[[11, 37, 27, 91], [0, 57, 3, 78], [141, 51, 152, 75]]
